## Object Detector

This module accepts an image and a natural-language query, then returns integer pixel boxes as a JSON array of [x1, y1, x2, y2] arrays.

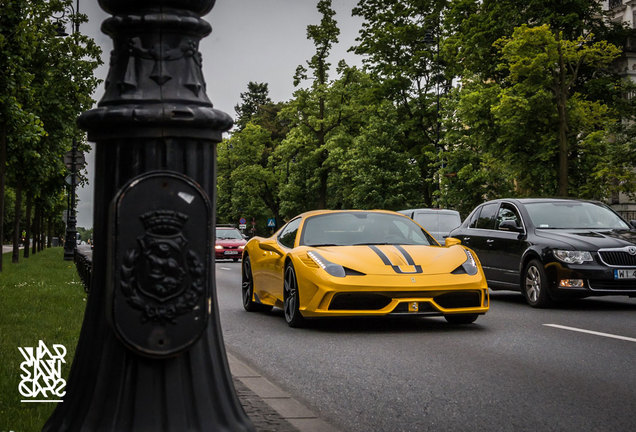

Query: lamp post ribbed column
[[44, 1, 254, 430]]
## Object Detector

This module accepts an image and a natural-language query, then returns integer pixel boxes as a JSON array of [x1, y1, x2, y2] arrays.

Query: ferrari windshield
[[300, 212, 436, 246], [525, 201, 630, 230]]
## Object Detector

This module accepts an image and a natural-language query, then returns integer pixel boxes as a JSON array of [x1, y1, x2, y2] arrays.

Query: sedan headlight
[[553, 250, 593, 264], [215, 245, 223, 250], [307, 251, 346, 278]]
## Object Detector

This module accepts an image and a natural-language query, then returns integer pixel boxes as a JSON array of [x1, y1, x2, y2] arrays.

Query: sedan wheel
[[242, 255, 272, 312], [284, 263, 305, 328], [522, 259, 553, 308]]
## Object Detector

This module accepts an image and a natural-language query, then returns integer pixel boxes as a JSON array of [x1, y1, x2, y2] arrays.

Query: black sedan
[[449, 198, 636, 307]]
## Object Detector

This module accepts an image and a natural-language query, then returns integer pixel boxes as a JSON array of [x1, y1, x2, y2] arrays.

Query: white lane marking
[[219, 267, 232, 271], [544, 324, 636, 343]]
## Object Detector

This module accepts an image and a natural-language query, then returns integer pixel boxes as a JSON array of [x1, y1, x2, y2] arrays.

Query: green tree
[[494, 24, 621, 196], [217, 82, 289, 232], [351, 0, 449, 205], [0, 0, 101, 266]]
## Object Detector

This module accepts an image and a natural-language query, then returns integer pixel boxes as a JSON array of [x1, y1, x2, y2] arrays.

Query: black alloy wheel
[[444, 314, 479, 324], [283, 263, 305, 327], [242, 255, 272, 312], [522, 259, 553, 308]]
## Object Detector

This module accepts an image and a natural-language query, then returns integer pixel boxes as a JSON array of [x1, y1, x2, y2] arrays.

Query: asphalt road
[[215, 260, 636, 432]]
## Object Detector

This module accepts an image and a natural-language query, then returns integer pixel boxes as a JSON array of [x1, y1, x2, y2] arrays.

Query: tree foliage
[[0, 0, 101, 266], [216, 0, 636, 231]]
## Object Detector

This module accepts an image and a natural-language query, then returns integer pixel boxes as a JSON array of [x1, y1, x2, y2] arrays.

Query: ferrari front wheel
[[444, 314, 479, 324], [284, 263, 305, 328], [242, 255, 272, 312]]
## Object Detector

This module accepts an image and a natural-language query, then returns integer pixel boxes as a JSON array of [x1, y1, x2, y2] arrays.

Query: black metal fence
[[74, 246, 92, 293]]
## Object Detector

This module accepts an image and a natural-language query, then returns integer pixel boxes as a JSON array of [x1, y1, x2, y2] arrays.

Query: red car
[[215, 226, 247, 261]]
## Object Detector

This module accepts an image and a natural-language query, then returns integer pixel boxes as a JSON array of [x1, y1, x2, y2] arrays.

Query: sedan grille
[[598, 250, 636, 267], [588, 280, 636, 291]]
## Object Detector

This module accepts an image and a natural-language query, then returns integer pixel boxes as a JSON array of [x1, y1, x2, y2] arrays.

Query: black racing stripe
[[394, 245, 415, 266], [369, 245, 392, 265]]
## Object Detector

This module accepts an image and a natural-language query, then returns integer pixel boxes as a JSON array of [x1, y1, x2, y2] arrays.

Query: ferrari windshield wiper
[[352, 242, 395, 246], [306, 243, 340, 247]]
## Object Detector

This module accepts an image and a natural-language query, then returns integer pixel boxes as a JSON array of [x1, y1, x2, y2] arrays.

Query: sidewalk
[[228, 351, 339, 432]]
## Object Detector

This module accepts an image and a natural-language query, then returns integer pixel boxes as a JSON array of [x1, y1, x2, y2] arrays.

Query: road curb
[[227, 351, 340, 432]]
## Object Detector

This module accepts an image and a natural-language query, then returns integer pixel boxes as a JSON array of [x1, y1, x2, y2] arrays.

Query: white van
[[398, 208, 461, 243]]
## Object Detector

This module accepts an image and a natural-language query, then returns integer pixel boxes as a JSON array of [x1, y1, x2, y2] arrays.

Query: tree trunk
[[47, 216, 52, 248], [556, 47, 569, 197], [12, 186, 22, 263], [0, 121, 6, 272], [38, 210, 44, 252], [24, 192, 32, 258]]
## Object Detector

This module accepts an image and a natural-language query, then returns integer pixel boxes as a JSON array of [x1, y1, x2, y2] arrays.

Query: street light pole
[[61, 0, 82, 261], [44, 1, 253, 430]]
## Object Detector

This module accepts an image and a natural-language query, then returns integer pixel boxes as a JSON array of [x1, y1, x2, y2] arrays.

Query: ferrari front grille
[[328, 293, 392, 310], [434, 291, 481, 309]]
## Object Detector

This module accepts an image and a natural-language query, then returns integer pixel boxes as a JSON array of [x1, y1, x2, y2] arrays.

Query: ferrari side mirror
[[445, 237, 461, 247]]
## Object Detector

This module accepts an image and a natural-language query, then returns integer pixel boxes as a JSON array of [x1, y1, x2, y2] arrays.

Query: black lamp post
[[58, 0, 83, 261], [44, 1, 254, 430]]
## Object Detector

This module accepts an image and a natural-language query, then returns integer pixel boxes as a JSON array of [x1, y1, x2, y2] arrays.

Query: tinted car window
[[525, 201, 630, 229], [278, 218, 301, 248], [468, 207, 481, 228], [475, 203, 498, 230], [496, 204, 522, 230]]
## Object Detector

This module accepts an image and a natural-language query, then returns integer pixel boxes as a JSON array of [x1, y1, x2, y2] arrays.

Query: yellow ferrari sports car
[[241, 210, 489, 327]]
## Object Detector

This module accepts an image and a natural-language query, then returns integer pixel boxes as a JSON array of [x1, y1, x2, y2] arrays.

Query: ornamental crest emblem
[[120, 210, 205, 323]]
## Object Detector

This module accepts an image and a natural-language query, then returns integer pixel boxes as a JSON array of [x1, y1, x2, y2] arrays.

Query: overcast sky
[[75, 0, 363, 228]]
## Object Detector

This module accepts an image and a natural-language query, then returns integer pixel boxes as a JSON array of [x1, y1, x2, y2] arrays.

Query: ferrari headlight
[[307, 251, 346, 278], [454, 249, 478, 276], [553, 250, 593, 264]]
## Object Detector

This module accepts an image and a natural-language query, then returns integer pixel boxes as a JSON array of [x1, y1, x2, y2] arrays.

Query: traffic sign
[[64, 152, 86, 169], [267, 218, 276, 228], [239, 217, 247, 225], [239, 224, 247, 229]]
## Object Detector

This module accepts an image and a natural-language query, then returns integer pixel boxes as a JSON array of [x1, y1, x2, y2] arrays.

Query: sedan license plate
[[224, 250, 239, 255], [614, 269, 636, 279]]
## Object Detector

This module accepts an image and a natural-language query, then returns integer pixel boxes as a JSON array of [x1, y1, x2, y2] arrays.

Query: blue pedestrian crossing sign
[[267, 218, 276, 228]]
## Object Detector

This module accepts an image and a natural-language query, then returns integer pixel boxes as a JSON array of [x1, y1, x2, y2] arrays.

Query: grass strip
[[0, 248, 86, 432]]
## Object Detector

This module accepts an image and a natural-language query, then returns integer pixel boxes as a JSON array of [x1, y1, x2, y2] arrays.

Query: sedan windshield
[[216, 229, 243, 240], [300, 212, 436, 247], [525, 202, 630, 230]]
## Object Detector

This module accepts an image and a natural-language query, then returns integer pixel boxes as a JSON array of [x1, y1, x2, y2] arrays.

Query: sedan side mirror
[[498, 220, 523, 232], [630, 220, 636, 229]]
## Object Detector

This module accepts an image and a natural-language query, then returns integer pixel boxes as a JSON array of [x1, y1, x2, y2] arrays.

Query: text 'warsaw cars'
[[241, 210, 489, 327], [449, 198, 636, 307]]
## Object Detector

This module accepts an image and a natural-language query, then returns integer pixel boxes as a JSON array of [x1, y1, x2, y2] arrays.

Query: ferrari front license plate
[[614, 269, 636, 279], [224, 250, 239, 255], [408, 302, 419, 312]]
